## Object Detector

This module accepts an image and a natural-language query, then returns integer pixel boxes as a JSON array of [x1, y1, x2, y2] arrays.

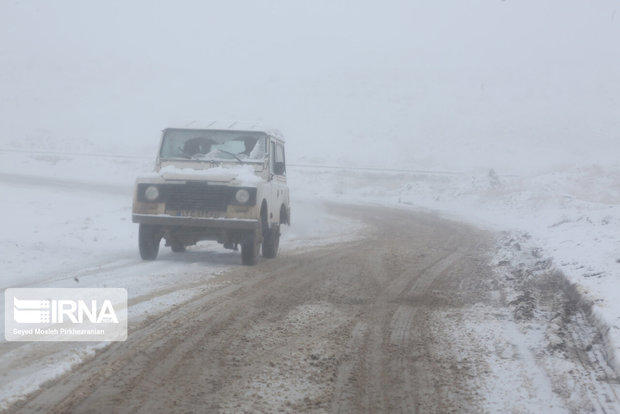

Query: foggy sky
[[1, 1, 619, 173]]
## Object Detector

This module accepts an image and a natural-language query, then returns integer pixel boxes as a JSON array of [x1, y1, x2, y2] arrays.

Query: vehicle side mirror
[[274, 162, 286, 175]]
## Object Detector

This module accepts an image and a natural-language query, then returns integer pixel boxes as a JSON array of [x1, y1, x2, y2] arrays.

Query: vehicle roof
[[163, 121, 284, 142]]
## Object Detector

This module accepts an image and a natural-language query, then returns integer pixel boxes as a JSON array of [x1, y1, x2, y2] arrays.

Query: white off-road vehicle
[[132, 125, 290, 265]]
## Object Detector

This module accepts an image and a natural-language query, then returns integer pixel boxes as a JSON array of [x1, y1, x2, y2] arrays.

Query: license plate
[[168, 209, 210, 218]]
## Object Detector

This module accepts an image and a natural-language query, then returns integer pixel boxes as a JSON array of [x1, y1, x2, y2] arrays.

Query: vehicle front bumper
[[132, 214, 259, 230]]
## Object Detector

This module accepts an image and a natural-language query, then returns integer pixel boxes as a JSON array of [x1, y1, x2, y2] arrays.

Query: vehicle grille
[[165, 183, 229, 213]]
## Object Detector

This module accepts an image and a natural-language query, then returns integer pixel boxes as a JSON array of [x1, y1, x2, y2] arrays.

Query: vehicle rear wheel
[[169, 240, 186, 253], [262, 224, 280, 258], [139, 224, 161, 260]]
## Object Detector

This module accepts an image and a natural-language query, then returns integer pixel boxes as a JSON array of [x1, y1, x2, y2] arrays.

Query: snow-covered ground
[[0, 149, 362, 409], [1, 147, 619, 409], [289, 164, 620, 375]]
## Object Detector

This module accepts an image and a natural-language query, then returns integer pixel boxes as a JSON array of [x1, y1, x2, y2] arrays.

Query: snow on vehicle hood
[[154, 164, 263, 185]]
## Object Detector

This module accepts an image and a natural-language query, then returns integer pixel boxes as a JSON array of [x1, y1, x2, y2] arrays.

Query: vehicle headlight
[[144, 185, 160, 201], [235, 189, 250, 204]]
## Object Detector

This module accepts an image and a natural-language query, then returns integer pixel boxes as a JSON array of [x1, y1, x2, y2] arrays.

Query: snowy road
[[4, 205, 619, 413]]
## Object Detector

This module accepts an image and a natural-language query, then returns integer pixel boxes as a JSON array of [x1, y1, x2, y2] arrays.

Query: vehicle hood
[[155, 164, 262, 186]]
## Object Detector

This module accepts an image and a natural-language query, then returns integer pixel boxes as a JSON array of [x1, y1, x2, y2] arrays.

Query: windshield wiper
[[175, 146, 192, 159], [214, 149, 245, 164]]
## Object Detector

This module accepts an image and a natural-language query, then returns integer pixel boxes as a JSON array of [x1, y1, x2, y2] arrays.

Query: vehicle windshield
[[160, 129, 267, 163]]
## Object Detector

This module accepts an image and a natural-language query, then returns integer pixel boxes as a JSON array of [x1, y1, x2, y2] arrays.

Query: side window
[[269, 140, 276, 174], [275, 143, 286, 176]]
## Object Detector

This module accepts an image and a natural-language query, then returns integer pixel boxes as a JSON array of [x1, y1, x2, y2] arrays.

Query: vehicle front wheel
[[262, 224, 280, 258], [241, 239, 260, 265], [139, 224, 161, 260], [241, 228, 261, 266]]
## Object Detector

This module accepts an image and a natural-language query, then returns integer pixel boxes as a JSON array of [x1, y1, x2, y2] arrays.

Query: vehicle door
[[269, 138, 288, 226]]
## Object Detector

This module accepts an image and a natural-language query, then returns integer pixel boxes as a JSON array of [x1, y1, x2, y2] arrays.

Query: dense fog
[[2, 0, 619, 173]]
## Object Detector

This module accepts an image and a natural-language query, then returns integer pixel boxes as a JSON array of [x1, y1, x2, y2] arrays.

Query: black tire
[[241, 216, 262, 266], [262, 225, 280, 258], [169, 240, 186, 253], [139, 224, 161, 260], [241, 235, 260, 265]]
